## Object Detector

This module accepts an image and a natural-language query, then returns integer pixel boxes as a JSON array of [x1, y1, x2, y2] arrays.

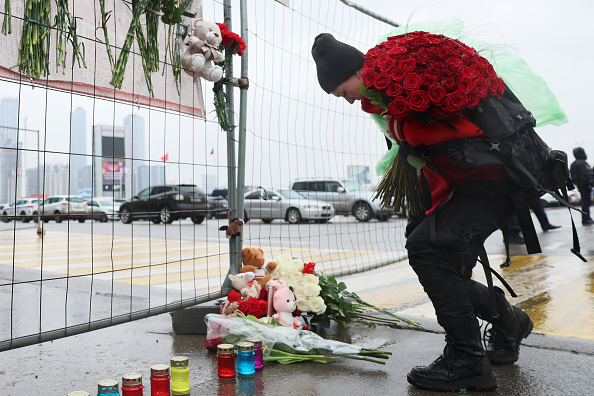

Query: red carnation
[[388, 97, 411, 119], [408, 90, 430, 112], [227, 290, 242, 303], [303, 262, 316, 274]]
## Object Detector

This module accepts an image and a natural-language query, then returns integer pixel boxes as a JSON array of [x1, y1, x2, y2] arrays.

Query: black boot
[[407, 333, 498, 392], [485, 305, 533, 365]]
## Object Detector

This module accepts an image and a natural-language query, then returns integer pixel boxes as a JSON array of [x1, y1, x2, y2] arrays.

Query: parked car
[[1, 198, 40, 223], [119, 184, 208, 224], [40, 195, 88, 223], [86, 198, 121, 222], [289, 178, 394, 222], [207, 195, 229, 219], [244, 188, 335, 224], [541, 190, 581, 207]]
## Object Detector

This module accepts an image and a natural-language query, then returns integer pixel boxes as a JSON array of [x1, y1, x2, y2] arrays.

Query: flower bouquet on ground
[[359, 31, 506, 215], [204, 313, 391, 365], [268, 254, 422, 330]]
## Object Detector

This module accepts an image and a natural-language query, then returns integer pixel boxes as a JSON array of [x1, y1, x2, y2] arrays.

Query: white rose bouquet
[[270, 254, 422, 331]]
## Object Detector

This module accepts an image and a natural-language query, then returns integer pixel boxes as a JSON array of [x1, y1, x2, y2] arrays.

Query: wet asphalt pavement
[[1, 206, 594, 395]]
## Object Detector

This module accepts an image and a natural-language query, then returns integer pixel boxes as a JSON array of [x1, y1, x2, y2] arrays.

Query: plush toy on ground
[[267, 279, 302, 328], [241, 247, 277, 289], [219, 218, 244, 239], [181, 19, 224, 82], [228, 272, 262, 301]]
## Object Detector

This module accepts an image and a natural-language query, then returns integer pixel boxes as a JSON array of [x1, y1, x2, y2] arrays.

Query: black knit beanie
[[311, 33, 365, 94]]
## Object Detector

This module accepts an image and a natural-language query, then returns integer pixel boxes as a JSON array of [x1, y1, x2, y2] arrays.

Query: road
[[1, 205, 593, 350], [0, 214, 408, 347]]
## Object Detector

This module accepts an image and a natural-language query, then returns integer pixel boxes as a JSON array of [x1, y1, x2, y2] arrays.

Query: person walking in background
[[570, 147, 594, 225]]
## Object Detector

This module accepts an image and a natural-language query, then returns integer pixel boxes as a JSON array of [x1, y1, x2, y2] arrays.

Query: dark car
[[207, 195, 229, 219], [119, 184, 208, 224]]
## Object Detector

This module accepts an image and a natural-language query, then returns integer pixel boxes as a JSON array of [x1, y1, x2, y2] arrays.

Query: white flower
[[269, 269, 281, 279], [302, 283, 321, 297], [289, 269, 304, 285], [293, 286, 307, 300], [288, 258, 305, 271], [302, 273, 319, 286], [296, 298, 312, 313], [277, 262, 292, 277], [308, 296, 326, 314], [274, 254, 293, 265]]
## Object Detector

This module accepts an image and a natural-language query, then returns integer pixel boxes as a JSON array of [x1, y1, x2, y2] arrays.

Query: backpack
[[428, 87, 586, 262]]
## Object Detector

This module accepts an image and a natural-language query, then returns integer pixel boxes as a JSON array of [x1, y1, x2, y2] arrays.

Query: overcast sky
[[358, 0, 594, 159]]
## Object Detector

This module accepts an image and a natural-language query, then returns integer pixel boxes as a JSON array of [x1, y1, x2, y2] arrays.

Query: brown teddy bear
[[241, 247, 277, 289]]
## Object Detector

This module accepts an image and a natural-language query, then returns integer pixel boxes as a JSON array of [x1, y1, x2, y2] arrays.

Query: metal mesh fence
[[0, 0, 407, 352]]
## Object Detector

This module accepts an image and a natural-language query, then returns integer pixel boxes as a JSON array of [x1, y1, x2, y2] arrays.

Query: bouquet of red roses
[[360, 31, 506, 120]]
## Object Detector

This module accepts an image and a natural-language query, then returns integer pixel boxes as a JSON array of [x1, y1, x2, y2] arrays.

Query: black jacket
[[570, 147, 593, 188]]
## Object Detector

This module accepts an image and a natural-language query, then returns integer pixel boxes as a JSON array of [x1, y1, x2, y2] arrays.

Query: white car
[[541, 191, 581, 207], [86, 198, 121, 222], [244, 188, 335, 224], [1, 198, 40, 223], [40, 195, 88, 223]]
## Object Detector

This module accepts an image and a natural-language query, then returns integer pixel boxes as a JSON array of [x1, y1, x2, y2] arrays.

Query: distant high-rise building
[[124, 114, 146, 196], [69, 107, 87, 194], [202, 173, 216, 194], [0, 98, 22, 203]]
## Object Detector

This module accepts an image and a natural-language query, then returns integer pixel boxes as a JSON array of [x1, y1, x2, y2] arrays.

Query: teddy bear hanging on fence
[[182, 19, 224, 82]]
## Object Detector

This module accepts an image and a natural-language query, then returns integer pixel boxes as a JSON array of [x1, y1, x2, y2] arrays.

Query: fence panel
[[0, 0, 407, 352]]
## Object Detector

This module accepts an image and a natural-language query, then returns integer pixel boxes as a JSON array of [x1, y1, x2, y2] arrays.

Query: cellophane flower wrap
[[360, 31, 506, 120]]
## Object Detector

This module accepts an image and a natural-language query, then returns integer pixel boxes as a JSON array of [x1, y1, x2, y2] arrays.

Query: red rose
[[374, 72, 392, 90], [441, 77, 456, 91], [363, 58, 377, 73], [399, 58, 417, 71], [388, 46, 407, 56], [402, 73, 422, 92], [460, 66, 475, 78], [362, 70, 377, 89], [303, 262, 316, 274], [377, 56, 395, 71], [407, 90, 430, 112], [457, 75, 473, 94], [466, 92, 480, 108], [487, 76, 499, 95], [445, 57, 463, 68], [389, 67, 406, 81], [496, 78, 506, 98], [386, 83, 403, 98], [443, 92, 468, 114], [388, 97, 411, 119], [427, 84, 446, 104], [474, 79, 488, 98], [421, 73, 437, 87], [361, 96, 384, 115]]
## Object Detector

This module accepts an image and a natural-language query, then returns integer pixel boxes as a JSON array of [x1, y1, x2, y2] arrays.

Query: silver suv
[[40, 195, 88, 223], [289, 178, 394, 222]]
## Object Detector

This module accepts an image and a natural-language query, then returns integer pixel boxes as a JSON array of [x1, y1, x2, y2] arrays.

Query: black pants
[[578, 186, 592, 222], [406, 179, 516, 338]]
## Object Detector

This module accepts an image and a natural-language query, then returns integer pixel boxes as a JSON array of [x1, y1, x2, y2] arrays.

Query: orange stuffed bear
[[241, 247, 277, 289]]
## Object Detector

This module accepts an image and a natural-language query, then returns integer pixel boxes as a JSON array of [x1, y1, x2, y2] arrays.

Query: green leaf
[[337, 282, 347, 291]]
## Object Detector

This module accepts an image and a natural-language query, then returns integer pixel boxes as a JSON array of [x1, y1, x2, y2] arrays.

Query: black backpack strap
[[477, 245, 517, 318], [500, 228, 513, 268], [508, 188, 541, 254]]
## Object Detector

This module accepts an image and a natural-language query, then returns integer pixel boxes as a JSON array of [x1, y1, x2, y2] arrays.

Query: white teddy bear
[[181, 19, 225, 82]]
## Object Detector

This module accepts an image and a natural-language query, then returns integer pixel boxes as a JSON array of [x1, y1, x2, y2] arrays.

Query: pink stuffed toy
[[267, 280, 301, 329]]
